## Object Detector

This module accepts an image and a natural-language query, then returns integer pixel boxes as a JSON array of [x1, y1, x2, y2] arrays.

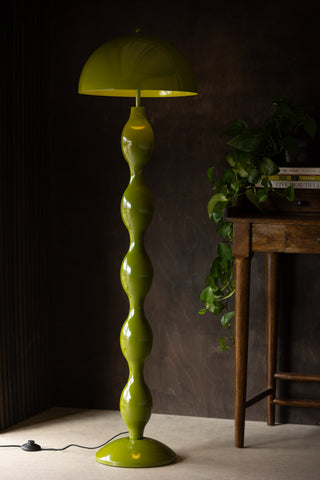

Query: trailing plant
[[199, 98, 317, 351]]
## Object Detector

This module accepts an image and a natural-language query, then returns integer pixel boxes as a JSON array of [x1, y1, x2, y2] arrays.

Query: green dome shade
[[78, 31, 197, 97]]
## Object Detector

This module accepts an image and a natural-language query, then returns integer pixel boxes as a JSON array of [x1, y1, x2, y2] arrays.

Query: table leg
[[266, 252, 280, 426], [234, 256, 251, 448]]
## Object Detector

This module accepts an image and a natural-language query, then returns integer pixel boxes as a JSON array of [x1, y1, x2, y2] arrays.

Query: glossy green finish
[[120, 106, 154, 441], [96, 437, 176, 468], [95, 107, 176, 467], [78, 30, 197, 97], [78, 30, 196, 467]]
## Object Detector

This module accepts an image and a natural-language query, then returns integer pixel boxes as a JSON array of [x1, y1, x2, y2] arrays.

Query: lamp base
[[96, 436, 176, 468]]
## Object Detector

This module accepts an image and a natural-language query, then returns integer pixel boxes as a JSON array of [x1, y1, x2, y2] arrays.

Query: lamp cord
[[0, 431, 128, 452]]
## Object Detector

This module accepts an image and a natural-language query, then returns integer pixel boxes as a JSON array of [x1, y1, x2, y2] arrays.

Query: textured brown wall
[[45, 0, 320, 424]]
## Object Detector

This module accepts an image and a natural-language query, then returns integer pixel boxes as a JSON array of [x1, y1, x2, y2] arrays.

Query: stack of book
[[268, 167, 320, 189]]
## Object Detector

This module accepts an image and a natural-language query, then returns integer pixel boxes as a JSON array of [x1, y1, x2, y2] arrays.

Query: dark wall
[[0, 1, 50, 429], [43, 0, 320, 424]]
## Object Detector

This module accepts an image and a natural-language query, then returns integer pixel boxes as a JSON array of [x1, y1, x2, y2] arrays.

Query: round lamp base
[[96, 436, 176, 468]]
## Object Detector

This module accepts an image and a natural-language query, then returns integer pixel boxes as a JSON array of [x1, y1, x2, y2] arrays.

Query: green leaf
[[223, 119, 248, 137], [257, 188, 269, 203], [219, 257, 231, 276], [226, 152, 236, 168], [237, 150, 254, 165], [217, 242, 233, 261], [245, 188, 261, 210], [261, 157, 279, 175], [219, 337, 230, 351], [206, 288, 215, 304], [208, 300, 224, 315], [229, 179, 242, 194], [207, 194, 228, 218], [211, 201, 228, 223], [198, 308, 207, 315], [233, 153, 252, 178], [248, 168, 261, 184], [228, 133, 264, 153], [304, 116, 317, 139], [222, 168, 235, 185], [273, 98, 294, 116], [210, 257, 221, 278], [221, 311, 235, 327], [234, 164, 249, 178], [201, 286, 217, 305], [206, 272, 222, 293], [207, 166, 214, 183], [216, 221, 233, 239], [200, 287, 209, 303], [261, 176, 270, 188], [205, 273, 214, 288], [283, 185, 295, 201]]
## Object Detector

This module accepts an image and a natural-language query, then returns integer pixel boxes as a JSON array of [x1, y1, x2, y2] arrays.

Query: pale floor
[[0, 408, 319, 480]]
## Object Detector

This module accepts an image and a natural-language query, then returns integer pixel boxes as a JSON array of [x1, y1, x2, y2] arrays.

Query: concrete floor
[[0, 408, 319, 480]]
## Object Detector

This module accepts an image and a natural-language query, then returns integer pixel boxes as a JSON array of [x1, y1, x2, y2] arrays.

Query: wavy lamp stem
[[95, 105, 176, 467]]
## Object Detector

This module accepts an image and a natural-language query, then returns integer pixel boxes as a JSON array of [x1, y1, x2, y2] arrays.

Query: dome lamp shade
[[78, 30, 197, 98]]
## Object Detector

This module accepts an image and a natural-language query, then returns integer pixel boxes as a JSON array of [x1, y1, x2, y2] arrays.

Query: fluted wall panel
[[0, 0, 50, 430]]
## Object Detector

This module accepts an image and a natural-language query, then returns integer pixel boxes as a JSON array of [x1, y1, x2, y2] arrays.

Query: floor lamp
[[78, 30, 197, 468]]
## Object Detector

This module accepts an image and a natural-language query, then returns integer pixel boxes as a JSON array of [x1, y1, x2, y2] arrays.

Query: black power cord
[[0, 431, 128, 452]]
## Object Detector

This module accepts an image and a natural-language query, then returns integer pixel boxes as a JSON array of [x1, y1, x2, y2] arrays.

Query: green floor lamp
[[78, 30, 197, 468]]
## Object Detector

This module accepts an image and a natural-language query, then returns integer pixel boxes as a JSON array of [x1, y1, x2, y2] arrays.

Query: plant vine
[[200, 98, 317, 351]]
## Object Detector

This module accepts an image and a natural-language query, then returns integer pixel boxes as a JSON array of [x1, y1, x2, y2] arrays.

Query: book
[[269, 180, 320, 189], [268, 175, 320, 181], [278, 166, 320, 175]]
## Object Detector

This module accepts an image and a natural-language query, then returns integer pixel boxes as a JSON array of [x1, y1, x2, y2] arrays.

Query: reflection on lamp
[[79, 29, 197, 468]]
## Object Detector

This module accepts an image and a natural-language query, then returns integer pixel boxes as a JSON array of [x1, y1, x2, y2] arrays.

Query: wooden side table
[[227, 197, 320, 448]]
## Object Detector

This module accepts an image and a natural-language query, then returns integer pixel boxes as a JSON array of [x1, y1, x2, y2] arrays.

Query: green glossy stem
[[119, 106, 154, 440], [96, 106, 176, 466]]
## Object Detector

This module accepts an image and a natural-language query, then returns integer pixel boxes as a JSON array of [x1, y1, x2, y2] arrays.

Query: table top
[[227, 211, 320, 225], [227, 189, 320, 225]]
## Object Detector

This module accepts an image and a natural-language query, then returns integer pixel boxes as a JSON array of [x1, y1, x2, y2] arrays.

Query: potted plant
[[199, 98, 318, 351]]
